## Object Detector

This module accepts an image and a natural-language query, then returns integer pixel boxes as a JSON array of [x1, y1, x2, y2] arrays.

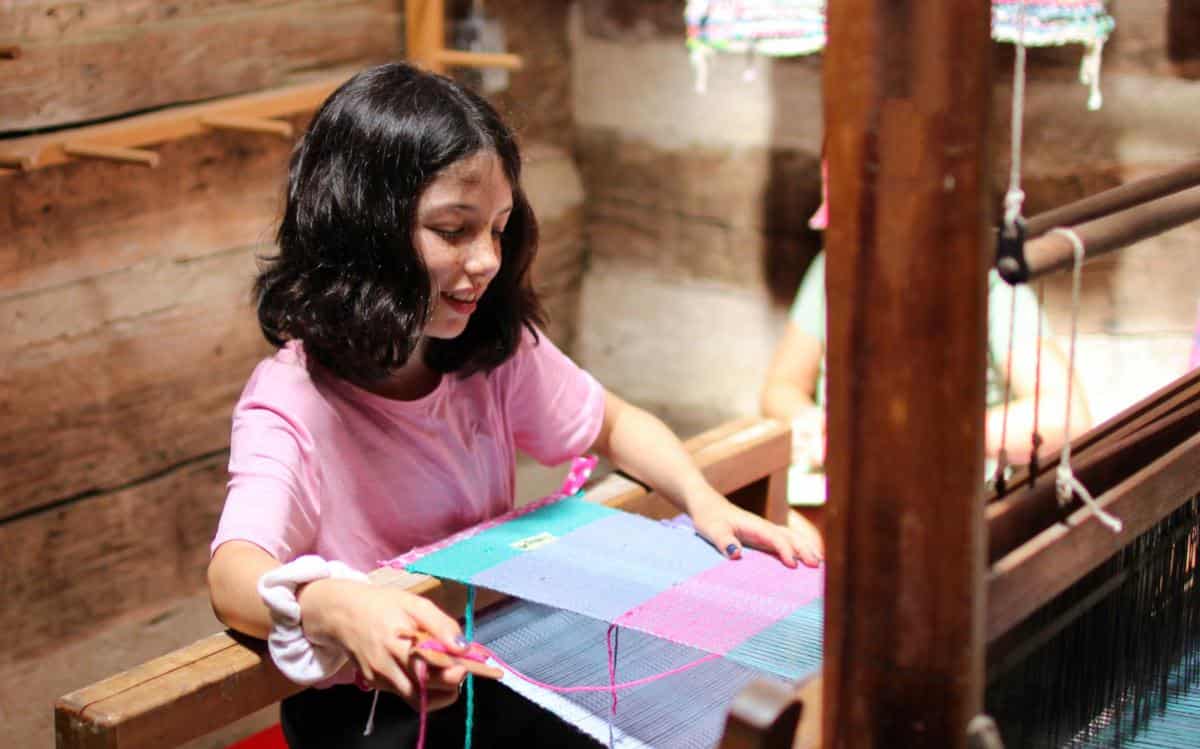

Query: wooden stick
[[1, 74, 348, 173], [54, 418, 790, 749], [0, 153, 33, 171], [436, 49, 524, 71], [1023, 185, 1200, 281], [200, 114, 294, 138], [62, 142, 160, 168], [1025, 160, 1200, 238], [987, 429, 1200, 643], [989, 366, 1200, 503], [406, 0, 446, 73], [822, 0, 991, 746], [987, 391, 1200, 563]]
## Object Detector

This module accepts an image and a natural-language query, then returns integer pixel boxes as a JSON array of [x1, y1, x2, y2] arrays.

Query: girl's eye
[[492, 226, 506, 238], [433, 227, 464, 239]]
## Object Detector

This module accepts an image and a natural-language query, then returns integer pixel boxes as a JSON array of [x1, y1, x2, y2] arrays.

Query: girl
[[207, 62, 823, 748]]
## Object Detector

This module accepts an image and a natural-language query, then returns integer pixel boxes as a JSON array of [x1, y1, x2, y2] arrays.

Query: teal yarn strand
[[463, 584, 476, 749]]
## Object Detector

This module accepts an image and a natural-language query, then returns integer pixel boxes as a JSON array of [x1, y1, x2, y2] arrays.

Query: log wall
[[0, 0, 584, 683], [572, 0, 1200, 436]]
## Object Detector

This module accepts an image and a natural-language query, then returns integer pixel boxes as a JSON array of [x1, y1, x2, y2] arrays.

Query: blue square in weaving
[[406, 497, 617, 582], [470, 511, 726, 624]]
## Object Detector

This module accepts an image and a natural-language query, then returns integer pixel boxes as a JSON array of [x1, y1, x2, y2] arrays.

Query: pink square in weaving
[[614, 549, 824, 655]]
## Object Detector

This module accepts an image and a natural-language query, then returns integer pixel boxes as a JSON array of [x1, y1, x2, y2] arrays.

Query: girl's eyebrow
[[424, 203, 514, 216]]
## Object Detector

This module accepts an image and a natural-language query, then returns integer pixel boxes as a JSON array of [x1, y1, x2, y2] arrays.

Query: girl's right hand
[[297, 579, 469, 710]]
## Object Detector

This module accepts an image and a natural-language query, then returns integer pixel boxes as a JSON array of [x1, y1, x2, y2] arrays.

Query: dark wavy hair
[[255, 62, 543, 385]]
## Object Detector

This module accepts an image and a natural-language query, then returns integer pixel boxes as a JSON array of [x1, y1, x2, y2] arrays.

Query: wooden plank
[[405, 0, 446, 72], [54, 417, 789, 749], [986, 429, 1200, 643], [5, 2, 294, 39], [821, 2, 991, 747], [1168, 0, 1200, 66], [0, 1, 397, 131], [1, 118, 303, 297], [720, 678, 803, 749], [989, 366, 1200, 503], [1, 454, 229, 669], [987, 391, 1200, 562], [0, 248, 271, 520]]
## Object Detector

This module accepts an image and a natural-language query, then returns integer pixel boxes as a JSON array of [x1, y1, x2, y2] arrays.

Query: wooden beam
[[987, 429, 1200, 642], [822, 1, 991, 746], [405, 0, 446, 73], [54, 417, 791, 749], [0, 75, 344, 174], [1024, 160, 1200, 239], [1021, 186, 1200, 282], [1168, 0, 1200, 69]]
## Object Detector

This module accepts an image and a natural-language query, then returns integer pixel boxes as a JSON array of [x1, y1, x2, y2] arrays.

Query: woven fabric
[[991, 1, 1115, 47], [685, 0, 1114, 59], [391, 495, 823, 659], [685, 0, 826, 57], [475, 600, 808, 749]]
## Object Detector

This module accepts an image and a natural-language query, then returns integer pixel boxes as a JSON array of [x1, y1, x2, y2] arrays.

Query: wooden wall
[[0, 0, 584, 688], [572, 0, 1200, 436]]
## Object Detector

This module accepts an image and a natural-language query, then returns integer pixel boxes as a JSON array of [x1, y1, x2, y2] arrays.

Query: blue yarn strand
[[463, 584, 476, 749]]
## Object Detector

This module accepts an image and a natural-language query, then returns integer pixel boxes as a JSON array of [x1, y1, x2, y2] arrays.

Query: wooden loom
[[52, 1, 1200, 748], [53, 417, 798, 748]]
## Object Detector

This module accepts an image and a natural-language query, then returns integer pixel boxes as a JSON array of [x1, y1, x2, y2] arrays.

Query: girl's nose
[[465, 232, 501, 280]]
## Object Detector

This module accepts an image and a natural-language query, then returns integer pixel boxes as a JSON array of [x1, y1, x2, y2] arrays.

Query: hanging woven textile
[[686, 0, 1115, 106], [992, 0, 1115, 110], [384, 459, 824, 748]]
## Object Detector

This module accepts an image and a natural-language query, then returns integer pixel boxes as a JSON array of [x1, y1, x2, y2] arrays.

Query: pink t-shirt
[[211, 329, 606, 573]]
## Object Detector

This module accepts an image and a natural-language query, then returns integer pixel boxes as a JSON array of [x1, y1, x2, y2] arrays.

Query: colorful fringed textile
[[388, 496, 823, 677], [991, 0, 1114, 48], [685, 0, 1114, 57], [384, 460, 824, 745], [685, 0, 827, 58]]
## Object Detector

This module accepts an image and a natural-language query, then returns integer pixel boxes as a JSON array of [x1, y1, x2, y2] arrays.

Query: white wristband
[[258, 555, 368, 685]]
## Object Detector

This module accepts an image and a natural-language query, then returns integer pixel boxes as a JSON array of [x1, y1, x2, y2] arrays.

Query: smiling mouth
[[441, 290, 480, 315]]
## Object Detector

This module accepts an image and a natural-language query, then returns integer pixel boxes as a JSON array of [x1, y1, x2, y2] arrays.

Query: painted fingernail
[[454, 635, 469, 648], [726, 543, 740, 557]]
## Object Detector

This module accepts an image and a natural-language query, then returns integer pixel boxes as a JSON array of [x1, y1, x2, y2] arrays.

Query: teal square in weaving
[[405, 497, 618, 582]]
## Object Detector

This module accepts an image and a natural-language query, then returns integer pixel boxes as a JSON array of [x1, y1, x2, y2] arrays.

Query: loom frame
[[53, 417, 795, 749]]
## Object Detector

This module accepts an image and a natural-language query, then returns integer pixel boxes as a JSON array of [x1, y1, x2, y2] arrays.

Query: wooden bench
[[55, 417, 803, 749]]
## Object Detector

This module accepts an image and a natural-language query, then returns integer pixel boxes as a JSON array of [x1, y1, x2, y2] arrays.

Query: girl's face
[[414, 150, 512, 340]]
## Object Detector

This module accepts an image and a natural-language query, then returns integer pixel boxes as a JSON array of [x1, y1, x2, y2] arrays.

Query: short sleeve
[[502, 329, 606, 466], [211, 399, 320, 563], [789, 253, 827, 344]]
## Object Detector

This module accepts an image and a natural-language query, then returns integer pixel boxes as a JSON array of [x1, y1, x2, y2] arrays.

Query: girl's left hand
[[689, 489, 824, 568]]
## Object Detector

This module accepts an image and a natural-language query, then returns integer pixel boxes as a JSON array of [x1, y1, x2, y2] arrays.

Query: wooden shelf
[[0, 73, 349, 175], [1, 0, 522, 177]]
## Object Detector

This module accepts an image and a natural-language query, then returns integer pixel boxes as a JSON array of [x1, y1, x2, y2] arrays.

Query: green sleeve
[[789, 253, 827, 344]]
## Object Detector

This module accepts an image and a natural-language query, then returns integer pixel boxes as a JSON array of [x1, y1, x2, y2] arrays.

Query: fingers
[[404, 596, 467, 653]]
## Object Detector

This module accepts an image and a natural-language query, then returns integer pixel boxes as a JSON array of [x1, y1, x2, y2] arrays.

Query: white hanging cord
[[1080, 37, 1106, 111], [1003, 0, 1029, 234], [1049, 227, 1122, 534], [363, 688, 381, 736], [993, 286, 1020, 490]]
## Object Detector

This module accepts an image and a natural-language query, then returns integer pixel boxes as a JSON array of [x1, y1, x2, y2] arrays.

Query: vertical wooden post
[[821, 2, 991, 747], [1168, 0, 1200, 69], [406, 0, 446, 73]]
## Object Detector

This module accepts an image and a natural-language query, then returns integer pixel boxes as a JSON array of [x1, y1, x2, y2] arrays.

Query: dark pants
[[280, 679, 598, 748]]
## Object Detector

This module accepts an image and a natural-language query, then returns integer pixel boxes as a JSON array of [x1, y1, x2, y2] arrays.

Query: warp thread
[[412, 636, 721, 749]]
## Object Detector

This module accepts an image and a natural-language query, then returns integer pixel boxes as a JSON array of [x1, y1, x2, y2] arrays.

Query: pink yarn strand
[[415, 660, 429, 749], [416, 639, 721, 694]]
